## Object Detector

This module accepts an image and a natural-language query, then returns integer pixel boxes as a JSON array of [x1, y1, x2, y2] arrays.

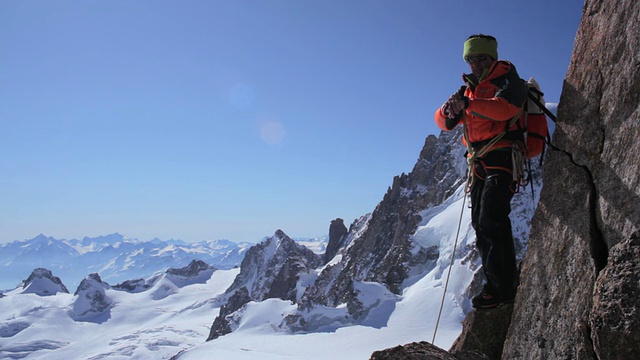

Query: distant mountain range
[[0, 233, 327, 291]]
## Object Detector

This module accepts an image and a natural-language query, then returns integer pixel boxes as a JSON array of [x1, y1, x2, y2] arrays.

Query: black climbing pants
[[469, 149, 518, 299]]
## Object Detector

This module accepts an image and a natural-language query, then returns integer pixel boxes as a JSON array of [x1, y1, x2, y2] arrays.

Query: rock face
[[20, 268, 69, 296], [502, 0, 640, 358], [449, 306, 514, 359], [589, 234, 640, 360]]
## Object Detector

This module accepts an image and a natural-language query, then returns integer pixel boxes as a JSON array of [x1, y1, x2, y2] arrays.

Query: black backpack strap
[[527, 91, 557, 122]]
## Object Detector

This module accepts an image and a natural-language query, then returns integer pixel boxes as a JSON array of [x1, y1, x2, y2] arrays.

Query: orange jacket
[[434, 60, 527, 153]]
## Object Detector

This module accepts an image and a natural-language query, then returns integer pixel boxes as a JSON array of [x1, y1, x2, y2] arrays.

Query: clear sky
[[0, 0, 584, 244]]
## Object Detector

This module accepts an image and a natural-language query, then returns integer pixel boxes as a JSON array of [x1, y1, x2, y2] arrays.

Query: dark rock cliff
[[503, 0, 640, 358]]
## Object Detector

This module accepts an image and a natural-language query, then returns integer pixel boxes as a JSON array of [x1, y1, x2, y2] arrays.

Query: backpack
[[520, 77, 553, 159]]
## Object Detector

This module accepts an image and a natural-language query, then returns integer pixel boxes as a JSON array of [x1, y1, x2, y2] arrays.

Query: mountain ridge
[[0, 234, 253, 291]]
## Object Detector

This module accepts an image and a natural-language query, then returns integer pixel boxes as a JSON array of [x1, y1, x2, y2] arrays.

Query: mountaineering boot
[[472, 291, 500, 309], [472, 285, 517, 309]]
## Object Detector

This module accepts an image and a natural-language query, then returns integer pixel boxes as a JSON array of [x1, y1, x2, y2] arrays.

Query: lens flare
[[260, 121, 285, 145]]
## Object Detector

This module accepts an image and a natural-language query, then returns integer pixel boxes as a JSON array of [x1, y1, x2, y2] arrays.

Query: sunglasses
[[464, 55, 489, 64]]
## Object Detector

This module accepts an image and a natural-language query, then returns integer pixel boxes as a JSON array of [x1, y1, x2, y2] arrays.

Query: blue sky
[[0, 0, 583, 243]]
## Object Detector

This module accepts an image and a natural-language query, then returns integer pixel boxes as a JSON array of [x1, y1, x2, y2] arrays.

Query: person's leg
[[470, 160, 502, 307], [472, 151, 518, 308], [476, 170, 517, 299]]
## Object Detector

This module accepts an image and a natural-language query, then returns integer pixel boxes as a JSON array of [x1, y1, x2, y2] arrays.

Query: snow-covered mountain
[[0, 233, 255, 291], [0, 189, 539, 360], [189, 126, 541, 357], [0, 240, 466, 360], [0, 126, 544, 359], [18, 268, 69, 297]]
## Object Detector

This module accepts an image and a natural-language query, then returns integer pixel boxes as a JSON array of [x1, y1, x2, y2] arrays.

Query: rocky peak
[[323, 218, 348, 263], [290, 127, 466, 327], [74, 273, 109, 295], [161, 259, 216, 290], [20, 268, 69, 296], [223, 229, 321, 300], [207, 230, 322, 340]]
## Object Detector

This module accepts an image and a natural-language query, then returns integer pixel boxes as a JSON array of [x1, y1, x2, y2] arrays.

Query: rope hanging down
[[431, 178, 468, 345]]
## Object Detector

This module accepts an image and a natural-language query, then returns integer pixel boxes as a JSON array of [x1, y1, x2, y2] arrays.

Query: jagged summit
[[324, 218, 348, 264], [207, 230, 322, 340], [221, 230, 322, 301]]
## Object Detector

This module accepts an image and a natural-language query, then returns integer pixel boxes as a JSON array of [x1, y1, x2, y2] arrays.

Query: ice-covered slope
[[0, 268, 239, 359]]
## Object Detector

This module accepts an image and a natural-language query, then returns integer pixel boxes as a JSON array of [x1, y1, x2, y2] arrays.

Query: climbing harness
[[462, 109, 526, 193]]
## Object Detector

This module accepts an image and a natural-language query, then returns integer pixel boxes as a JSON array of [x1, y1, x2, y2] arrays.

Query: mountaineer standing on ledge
[[434, 34, 528, 309]]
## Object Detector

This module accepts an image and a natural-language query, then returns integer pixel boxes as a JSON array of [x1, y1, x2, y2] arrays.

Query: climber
[[434, 34, 528, 309]]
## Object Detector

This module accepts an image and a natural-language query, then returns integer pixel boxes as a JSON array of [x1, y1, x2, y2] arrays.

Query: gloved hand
[[442, 94, 469, 119]]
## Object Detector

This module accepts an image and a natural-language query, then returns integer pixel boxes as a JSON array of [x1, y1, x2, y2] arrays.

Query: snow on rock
[[19, 268, 69, 296], [70, 273, 112, 322], [164, 259, 216, 288], [141, 260, 216, 300], [109, 260, 216, 298]]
